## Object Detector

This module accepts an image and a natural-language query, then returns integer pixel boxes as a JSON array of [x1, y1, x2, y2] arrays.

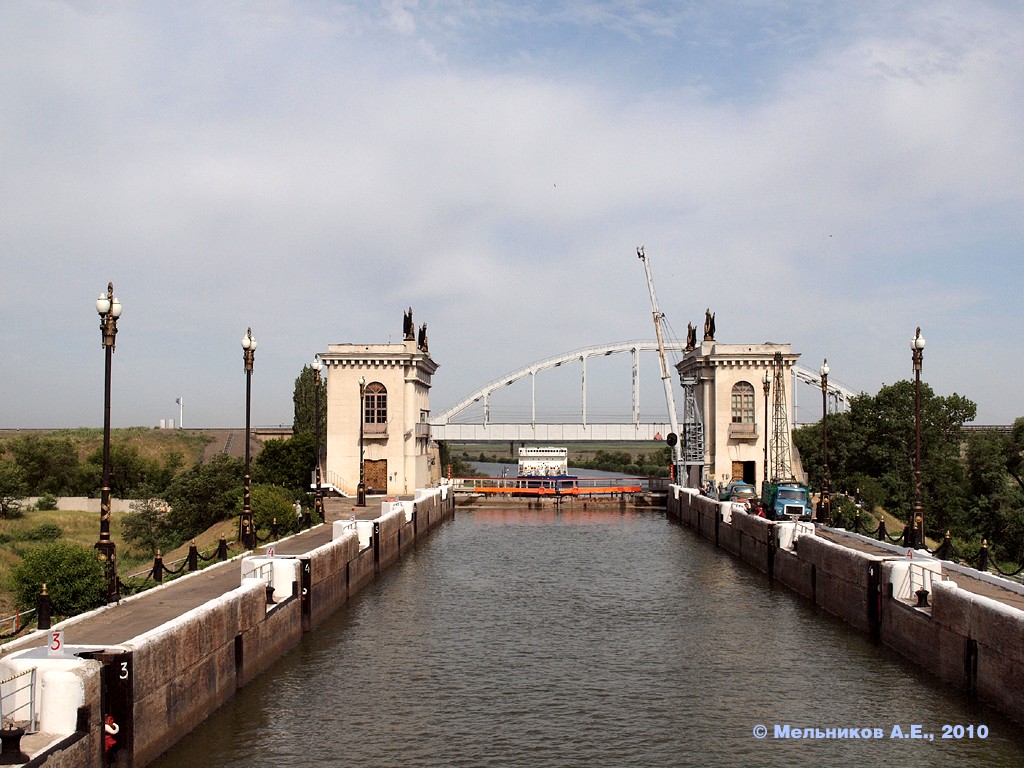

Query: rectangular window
[[731, 392, 754, 423]]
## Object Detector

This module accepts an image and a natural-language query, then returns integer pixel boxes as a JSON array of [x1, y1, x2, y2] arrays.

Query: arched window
[[363, 382, 387, 433], [731, 381, 755, 424]]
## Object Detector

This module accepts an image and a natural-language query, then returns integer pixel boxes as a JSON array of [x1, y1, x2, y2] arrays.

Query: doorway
[[364, 459, 387, 494]]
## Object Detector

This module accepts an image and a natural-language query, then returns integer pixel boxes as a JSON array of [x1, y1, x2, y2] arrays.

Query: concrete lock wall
[[26, 486, 456, 768], [881, 574, 1024, 723], [667, 486, 1024, 726], [375, 507, 405, 572], [306, 529, 360, 630], [128, 579, 285, 767]]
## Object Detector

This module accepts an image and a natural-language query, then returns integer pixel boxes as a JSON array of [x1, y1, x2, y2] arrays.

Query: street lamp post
[[240, 328, 257, 549], [95, 282, 122, 603], [911, 327, 926, 548], [357, 376, 366, 506], [312, 356, 324, 525], [762, 370, 771, 490], [819, 359, 830, 525]]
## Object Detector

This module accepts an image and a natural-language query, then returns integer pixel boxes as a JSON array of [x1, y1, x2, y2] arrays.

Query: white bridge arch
[[429, 341, 857, 442]]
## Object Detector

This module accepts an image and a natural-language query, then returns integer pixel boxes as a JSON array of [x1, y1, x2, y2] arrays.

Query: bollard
[[978, 539, 989, 572], [271, 519, 279, 540], [217, 536, 228, 561], [877, 519, 887, 542], [0, 723, 29, 765], [37, 583, 51, 631], [265, 581, 276, 605], [187, 542, 199, 571], [936, 531, 952, 561], [853, 509, 861, 534], [915, 588, 930, 608], [153, 550, 164, 583]]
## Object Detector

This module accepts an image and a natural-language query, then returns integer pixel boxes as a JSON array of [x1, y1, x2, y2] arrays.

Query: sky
[[2, 0, 1022, 429]]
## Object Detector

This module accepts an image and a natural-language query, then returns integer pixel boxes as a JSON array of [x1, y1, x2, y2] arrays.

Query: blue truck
[[760, 479, 813, 521]]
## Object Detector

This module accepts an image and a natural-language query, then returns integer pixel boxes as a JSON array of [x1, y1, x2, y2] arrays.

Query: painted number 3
[[120, 661, 129, 680], [49, 630, 63, 652]]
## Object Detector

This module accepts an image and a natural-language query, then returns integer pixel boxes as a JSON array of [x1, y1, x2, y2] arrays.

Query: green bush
[[24, 522, 63, 541], [36, 493, 59, 511], [11, 542, 105, 615], [236, 484, 303, 538]]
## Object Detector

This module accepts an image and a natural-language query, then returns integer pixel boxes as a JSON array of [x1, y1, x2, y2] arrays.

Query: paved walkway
[[819, 528, 1024, 612], [0, 497, 387, 658], [6, 503, 1024, 654]]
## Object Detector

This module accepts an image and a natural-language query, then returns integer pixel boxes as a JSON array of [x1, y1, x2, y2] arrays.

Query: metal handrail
[[0, 608, 36, 638], [908, 562, 936, 596], [242, 561, 274, 584], [0, 667, 37, 732]]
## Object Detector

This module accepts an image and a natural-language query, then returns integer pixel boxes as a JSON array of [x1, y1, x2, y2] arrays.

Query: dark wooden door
[[364, 459, 387, 493]]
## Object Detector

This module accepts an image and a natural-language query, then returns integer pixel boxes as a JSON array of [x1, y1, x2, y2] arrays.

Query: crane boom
[[637, 247, 682, 471]]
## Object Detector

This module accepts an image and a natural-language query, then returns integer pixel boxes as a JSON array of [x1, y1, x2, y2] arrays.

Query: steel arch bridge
[[429, 340, 857, 442]]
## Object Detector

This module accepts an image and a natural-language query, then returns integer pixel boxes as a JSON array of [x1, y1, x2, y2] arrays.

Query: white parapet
[[241, 556, 299, 603], [776, 520, 816, 551], [40, 669, 85, 733], [383, 499, 415, 523], [355, 520, 374, 550], [333, 519, 357, 541], [887, 555, 944, 602], [719, 501, 734, 525], [0, 645, 98, 736], [673, 485, 699, 499]]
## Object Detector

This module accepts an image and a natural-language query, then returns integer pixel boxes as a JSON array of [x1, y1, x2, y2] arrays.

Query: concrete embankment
[[668, 486, 1024, 726], [0, 487, 455, 768]]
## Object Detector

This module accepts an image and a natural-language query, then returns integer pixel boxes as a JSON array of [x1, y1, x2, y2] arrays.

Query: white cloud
[[0, 0, 1022, 427]]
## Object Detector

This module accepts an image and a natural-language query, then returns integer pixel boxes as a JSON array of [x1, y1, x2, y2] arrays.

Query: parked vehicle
[[721, 481, 758, 503], [760, 479, 813, 521]]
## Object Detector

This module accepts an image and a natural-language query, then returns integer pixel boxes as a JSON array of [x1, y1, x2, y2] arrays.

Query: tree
[[293, 364, 326, 438], [253, 432, 316, 494], [163, 453, 244, 542], [121, 495, 172, 555], [793, 380, 976, 536], [964, 422, 1024, 562], [83, 443, 171, 498], [238, 484, 302, 537], [436, 441, 479, 478], [9, 434, 82, 495], [0, 454, 27, 519], [11, 543, 105, 615]]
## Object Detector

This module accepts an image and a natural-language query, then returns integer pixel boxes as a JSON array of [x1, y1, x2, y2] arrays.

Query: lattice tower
[[769, 351, 793, 480], [681, 375, 705, 486]]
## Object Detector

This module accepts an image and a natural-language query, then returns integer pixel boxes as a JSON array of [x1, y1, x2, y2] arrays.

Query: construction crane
[[637, 246, 683, 479]]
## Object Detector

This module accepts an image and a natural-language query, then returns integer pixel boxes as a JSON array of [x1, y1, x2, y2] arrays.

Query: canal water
[[152, 507, 1024, 768]]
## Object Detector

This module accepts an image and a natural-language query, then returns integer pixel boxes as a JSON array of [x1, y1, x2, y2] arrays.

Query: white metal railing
[[322, 470, 352, 495], [909, 562, 936, 596], [242, 561, 275, 585], [0, 667, 37, 732]]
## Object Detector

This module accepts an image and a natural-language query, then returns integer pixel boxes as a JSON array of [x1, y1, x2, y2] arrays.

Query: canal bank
[[667, 486, 1024, 728], [150, 505, 1024, 768], [0, 487, 455, 768]]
